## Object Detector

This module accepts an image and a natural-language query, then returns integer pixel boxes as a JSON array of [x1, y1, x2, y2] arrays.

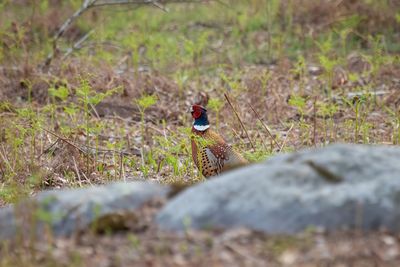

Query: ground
[[4, 200, 400, 267], [0, 0, 400, 266]]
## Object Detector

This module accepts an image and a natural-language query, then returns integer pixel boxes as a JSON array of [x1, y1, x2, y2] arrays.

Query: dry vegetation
[[0, 0, 400, 265]]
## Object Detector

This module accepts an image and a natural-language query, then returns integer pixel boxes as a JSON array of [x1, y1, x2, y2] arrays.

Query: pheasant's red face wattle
[[191, 105, 204, 119]]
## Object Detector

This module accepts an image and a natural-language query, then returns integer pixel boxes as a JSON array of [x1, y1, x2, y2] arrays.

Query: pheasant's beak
[[189, 106, 194, 113]]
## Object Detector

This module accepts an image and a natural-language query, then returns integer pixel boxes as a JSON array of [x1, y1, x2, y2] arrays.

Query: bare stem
[[279, 124, 294, 153], [313, 96, 317, 147], [224, 93, 256, 151], [249, 103, 282, 150]]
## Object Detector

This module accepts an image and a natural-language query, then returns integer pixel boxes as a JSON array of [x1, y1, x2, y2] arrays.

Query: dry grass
[[1, 0, 400, 265]]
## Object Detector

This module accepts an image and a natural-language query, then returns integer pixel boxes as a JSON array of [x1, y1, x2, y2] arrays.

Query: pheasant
[[190, 104, 248, 178]]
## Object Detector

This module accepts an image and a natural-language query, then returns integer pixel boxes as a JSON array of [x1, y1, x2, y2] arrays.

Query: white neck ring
[[194, 124, 210, 131]]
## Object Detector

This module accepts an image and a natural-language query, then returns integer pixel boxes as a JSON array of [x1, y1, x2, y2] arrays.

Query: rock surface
[[0, 181, 169, 240], [157, 144, 400, 234]]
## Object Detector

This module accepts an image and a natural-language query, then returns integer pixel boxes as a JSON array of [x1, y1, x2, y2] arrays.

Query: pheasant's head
[[190, 104, 210, 131]]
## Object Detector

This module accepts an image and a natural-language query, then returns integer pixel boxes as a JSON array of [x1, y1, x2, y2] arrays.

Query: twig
[[149, 1, 168, 12], [41, 126, 139, 156], [249, 104, 282, 150], [334, 0, 344, 7], [72, 156, 83, 187], [80, 168, 93, 185], [313, 96, 317, 147], [0, 66, 23, 73], [0, 161, 5, 177], [119, 152, 125, 182], [92, 0, 207, 7], [43, 0, 210, 68], [224, 93, 256, 151], [224, 243, 264, 265], [89, 102, 101, 119], [40, 127, 88, 155], [61, 30, 95, 61], [85, 144, 140, 156], [147, 124, 177, 145], [279, 124, 294, 153], [0, 145, 16, 176], [213, 0, 230, 8], [37, 138, 60, 159], [230, 127, 247, 148], [140, 147, 145, 171], [43, 0, 98, 69]]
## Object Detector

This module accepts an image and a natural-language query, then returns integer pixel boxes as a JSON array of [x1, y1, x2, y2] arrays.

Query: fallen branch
[[40, 127, 88, 155], [43, 0, 98, 69], [93, 0, 208, 7], [93, 0, 169, 11], [42, 0, 212, 69], [41, 127, 140, 157]]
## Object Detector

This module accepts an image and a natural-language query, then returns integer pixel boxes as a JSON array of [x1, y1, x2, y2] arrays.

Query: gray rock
[[0, 181, 169, 240], [157, 144, 400, 234]]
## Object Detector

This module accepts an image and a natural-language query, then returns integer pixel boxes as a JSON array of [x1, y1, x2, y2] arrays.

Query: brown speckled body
[[191, 127, 248, 178]]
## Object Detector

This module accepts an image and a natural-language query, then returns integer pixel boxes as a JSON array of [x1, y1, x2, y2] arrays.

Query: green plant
[[342, 94, 372, 143], [317, 101, 338, 144], [208, 98, 223, 128], [76, 79, 120, 173], [385, 107, 400, 144], [128, 233, 141, 250], [135, 94, 157, 176], [288, 94, 307, 117], [291, 55, 307, 94]]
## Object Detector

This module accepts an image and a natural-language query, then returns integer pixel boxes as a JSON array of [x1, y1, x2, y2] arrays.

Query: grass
[[0, 0, 400, 265], [0, 0, 399, 200]]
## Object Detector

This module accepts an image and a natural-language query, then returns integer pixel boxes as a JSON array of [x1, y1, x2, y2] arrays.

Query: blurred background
[[1, 1, 400, 266]]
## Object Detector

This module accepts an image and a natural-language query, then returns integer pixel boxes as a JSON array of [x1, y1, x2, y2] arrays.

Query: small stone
[[279, 250, 299, 265], [381, 235, 396, 246]]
